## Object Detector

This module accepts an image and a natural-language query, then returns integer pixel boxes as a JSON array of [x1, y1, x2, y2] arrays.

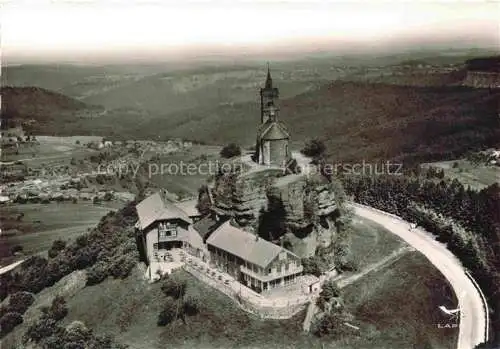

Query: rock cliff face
[[233, 169, 284, 226], [463, 71, 500, 89], [462, 56, 500, 89], [210, 167, 339, 258]]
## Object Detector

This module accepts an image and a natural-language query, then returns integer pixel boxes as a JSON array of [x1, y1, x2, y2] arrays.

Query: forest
[[342, 172, 500, 347]]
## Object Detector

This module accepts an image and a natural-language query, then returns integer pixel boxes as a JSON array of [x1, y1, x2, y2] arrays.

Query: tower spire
[[265, 62, 273, 89]]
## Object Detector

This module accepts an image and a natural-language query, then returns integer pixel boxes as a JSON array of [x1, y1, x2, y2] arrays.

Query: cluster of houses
[[86, 139, 193, 152], [135, 190, 305, 294]]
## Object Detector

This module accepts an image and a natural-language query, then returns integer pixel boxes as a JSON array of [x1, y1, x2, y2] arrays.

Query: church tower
[[254, 65, 291, 166], [260, 63, 280, 124]]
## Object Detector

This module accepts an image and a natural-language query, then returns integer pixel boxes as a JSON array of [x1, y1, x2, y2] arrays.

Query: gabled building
[[135, 191, 206, 267], [206, 221, 303, 293]]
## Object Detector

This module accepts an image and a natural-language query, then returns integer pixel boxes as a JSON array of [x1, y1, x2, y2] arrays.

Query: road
[[351, 203, 487, 349], [0, 259, 25, 275]]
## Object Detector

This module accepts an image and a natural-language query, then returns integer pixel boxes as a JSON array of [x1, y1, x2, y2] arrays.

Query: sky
[[1, 0, 499, 64]]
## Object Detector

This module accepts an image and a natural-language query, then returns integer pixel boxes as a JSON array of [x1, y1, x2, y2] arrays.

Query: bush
[[43, 296, 68, 321], [25, 316, 58, 342], [46, 257, 72, 286], [157, 297, 179, 326], [160, 275, 186, 299], [7, 291, 35, 314], [48, 239, 67, 258], [301, 256, 325, 277], [103, 192, 113, 201], [0, 312, 23, 337], [301, 139, 326, 158], [86, 261, 110, 286], [183, 295, 200, 316], [317, 280, 341, 311], [64, 321, 93, 343], [10, 244, 23, 255], [313, 313, 351, 338], [220, 143, 241, 158], [109, 255, 136, 279]]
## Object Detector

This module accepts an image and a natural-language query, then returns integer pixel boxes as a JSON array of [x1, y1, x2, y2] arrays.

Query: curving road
[[351, 203, 487, 349]]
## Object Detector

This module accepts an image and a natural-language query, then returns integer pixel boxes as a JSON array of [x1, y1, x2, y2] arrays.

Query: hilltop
[[1, 86, 102, 134], [0, 87, 149, 137]]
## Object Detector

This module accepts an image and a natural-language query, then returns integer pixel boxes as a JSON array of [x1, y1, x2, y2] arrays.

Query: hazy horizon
[[2, 1, 499, 65]]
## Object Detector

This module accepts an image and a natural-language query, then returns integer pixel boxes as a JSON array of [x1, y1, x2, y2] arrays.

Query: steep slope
[[0, 86, 103, 134]]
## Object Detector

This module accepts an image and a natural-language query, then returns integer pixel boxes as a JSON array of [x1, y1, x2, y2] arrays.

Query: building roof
[[192, 214, 220, 240], [206, 221, 296, 268], [135, 191, 192, 230], [259, 122, 290, 140], [174, 199, 201, 217]]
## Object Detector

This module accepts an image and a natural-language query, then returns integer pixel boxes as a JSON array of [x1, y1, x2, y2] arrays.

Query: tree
[[7, 291, 35, 314], [0, 312, 23, 337], [196, 185, 212, 216], [317, 280, 340, 311], [183, 295, 200, 316], [43, 296, 68, 321], [301, 139, 326, 158], [220, 143, 241, 158]]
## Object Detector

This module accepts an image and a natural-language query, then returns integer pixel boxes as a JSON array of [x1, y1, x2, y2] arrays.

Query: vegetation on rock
[[220, 143, 242, 158]]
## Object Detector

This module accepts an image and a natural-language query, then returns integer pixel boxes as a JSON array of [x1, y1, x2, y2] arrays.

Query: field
[[0, 202, 115, 266], [421, 159, 500, 190], [348, 217, 405, 270], [343, 252, 459, 349], [2, 136, 101, 168], [147, 144, 222, 197]]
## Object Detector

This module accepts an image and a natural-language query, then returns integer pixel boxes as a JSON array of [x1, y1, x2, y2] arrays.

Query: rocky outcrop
[[210, 166, 339, 258], [212, 168, 284, 225], [462, 56, 500, 89], [268, 174, 308, 228], [463, 71, 500, 89]]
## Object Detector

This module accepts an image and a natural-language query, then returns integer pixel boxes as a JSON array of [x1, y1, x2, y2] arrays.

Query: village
[[0, 132, 196, 206]]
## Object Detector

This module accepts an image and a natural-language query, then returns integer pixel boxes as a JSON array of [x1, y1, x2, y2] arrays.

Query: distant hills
[[140, 81, 499, 165], [2, 54, 499, 164]]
